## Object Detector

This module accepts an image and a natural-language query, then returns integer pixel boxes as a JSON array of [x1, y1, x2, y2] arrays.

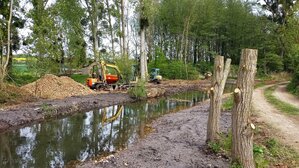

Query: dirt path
[[253, 86, 299, 153], [273, 84, 299, 109], [77, 102, 230, 168]]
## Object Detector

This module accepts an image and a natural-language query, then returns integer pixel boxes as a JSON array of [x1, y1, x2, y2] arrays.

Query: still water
[[0, 91, 210, 168]]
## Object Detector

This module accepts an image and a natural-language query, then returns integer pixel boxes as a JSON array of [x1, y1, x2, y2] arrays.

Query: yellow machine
[[86, 61, 122, 90]]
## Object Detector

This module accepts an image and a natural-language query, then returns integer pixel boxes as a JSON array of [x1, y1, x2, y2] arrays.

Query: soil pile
[[21, 74, 94, 99]]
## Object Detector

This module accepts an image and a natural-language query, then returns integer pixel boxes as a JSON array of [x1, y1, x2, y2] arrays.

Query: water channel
[[0, 91, 213, 168]]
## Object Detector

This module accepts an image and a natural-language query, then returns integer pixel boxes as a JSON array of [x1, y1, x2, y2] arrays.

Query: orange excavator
[[86, 61, 123, 90]]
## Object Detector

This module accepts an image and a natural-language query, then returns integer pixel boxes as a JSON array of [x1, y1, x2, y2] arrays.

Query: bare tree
[[232, 49, 258, 168], [207, 55, 231, 142]]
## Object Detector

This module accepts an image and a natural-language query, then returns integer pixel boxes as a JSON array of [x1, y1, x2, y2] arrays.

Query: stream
[[0, 91, 212, 168]]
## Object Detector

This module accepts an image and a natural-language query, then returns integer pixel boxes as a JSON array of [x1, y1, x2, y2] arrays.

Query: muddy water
[[0, 91, 210, 168]]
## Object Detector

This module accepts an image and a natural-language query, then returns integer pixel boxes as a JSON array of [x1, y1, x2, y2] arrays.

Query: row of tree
[[1, 0, 299, 83]]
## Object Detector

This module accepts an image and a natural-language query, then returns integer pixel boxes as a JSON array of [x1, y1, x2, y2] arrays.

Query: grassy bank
[[208, 121, 299, 167], [264, 86, 299, 115]]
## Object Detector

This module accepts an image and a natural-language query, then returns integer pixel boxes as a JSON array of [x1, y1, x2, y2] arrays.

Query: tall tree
[[0, 0, 13, 86], [105, 0, 116, 59], [121, 0, 128, 56], [29, 0, 64, 74], [84, 0, 104, 62], [139, 0, 149, 80], [55, 0, 86, 68]]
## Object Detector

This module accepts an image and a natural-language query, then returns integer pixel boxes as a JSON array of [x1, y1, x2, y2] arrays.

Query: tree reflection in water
[[0, 91, 210, 167]]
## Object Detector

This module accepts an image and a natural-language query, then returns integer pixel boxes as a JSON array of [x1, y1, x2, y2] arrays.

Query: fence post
[[232, 49, 258, 168]]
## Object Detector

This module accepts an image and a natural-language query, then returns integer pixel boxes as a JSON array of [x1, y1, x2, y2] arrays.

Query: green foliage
[[54, 0, 87, 68], [265, 86, 299, 115], [128, 80, 147, 100], [196, 61, 213, 74], [9, 73, 39, 86], [252, 136, 299, 168], [0, 84, 35, 107], [208, 141, 221, 153], [208, 132, 232, 155], [208, 127, 299, 167], [115, 56, 135, 84], [287, 68, 299, 97], [70, 74, 89, 84], [230, 162, 242, 168], [149, 50, 199, 80], [7, 58, 39, 86], [261, 53, 284, 73]]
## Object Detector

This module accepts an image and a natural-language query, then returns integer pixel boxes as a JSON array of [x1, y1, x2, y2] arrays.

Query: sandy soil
[[253, 86, 299, 153], [0, 79, 210, 133], [77, 102, 230, 168], [273, 84, 299, 108]]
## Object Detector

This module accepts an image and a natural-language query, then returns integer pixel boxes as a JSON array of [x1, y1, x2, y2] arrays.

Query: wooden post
[[207, 56, 231, 142], [232, 49, 258, 168]]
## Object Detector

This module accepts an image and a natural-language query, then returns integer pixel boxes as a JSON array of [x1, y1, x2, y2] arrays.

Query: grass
[[264, 86, 299, 115], [252, 122, 299, 168], [222, 95, 233, 111], [70, 74, 89, 84], [208, 126, 299, 167]]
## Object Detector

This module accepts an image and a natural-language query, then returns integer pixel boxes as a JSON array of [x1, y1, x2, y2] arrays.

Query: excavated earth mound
[[21, 74, 94, 99]]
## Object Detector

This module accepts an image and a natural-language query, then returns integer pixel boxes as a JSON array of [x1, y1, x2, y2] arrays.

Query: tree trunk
[[105, 0, 115, 59], [207, 55, 231, 142], [232, 49, 258, 168], [0, 0, 13, 87], [86, 0, 99, 62], [140, 27, 146, 80], [121, 0, 127, 56]]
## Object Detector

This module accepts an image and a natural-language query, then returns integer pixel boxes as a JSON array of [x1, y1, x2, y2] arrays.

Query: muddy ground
[[0, 80, 210, 133], [77, 102, 231, 168]]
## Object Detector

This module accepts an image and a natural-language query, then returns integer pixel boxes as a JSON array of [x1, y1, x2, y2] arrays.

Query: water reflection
[[0, 91, 208, 168]]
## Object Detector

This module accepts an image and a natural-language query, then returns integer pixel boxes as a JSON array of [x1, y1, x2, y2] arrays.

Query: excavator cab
[[150, 68, 162, 84]]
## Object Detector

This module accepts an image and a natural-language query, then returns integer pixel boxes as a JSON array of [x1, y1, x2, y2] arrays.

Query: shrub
[[261, 53, 284, 73], [128, 80, 146, 99], [287, 68, 299, 97], [196, 61, 213, 74], [149, 51, 199, 80]]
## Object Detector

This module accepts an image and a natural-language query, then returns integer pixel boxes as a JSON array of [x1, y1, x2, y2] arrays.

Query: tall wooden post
[[232, 49, 258, 168], [207, 56, 231, 142]]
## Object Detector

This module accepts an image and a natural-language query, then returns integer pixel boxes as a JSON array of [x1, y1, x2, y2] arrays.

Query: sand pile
[[21, 74, 94, 99]]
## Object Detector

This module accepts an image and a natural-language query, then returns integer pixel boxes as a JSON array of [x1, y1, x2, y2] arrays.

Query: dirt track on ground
[[77, 102, 230, 168], [273, 84, 299, 109], [253, 85, 299, 153]]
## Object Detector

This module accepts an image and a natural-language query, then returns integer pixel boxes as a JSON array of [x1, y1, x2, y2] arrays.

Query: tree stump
[[232, 49, 258, 168], [207, 56, 231, 142]]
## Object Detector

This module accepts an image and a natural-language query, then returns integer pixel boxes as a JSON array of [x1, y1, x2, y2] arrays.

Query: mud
[[0, 80, 210, 133], [77, 102, 231, 168]]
